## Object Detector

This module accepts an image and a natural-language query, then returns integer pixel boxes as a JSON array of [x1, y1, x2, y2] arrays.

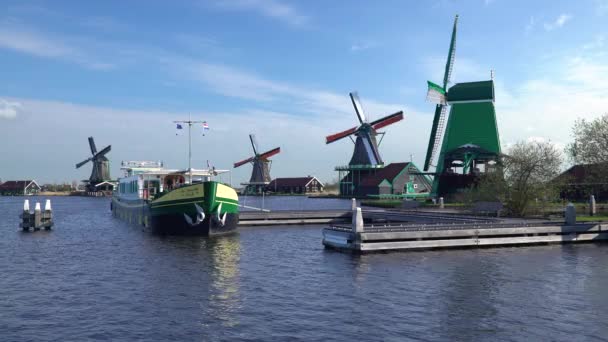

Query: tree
[[566, 114, 608, 164], [474, 140, 562, 216], [564, 115, 608, 199]]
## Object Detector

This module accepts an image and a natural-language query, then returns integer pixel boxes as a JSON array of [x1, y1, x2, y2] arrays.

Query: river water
[[1, 196, 607, 341]]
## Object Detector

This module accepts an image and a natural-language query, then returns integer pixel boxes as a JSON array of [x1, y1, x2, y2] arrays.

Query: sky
[[1, 0, 608, 185]]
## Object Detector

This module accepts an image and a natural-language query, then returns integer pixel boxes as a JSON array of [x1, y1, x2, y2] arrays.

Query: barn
[[0, 180, 41, 196], [266, 177, 324, 194], [554, 163, 608, 201], [357, 162, 431, 197]]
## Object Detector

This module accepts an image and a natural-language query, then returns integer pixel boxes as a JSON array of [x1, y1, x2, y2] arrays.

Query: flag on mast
[[175, 123, 183, 135], [426, 81, 447, 105], [202, 121, 209, 136]]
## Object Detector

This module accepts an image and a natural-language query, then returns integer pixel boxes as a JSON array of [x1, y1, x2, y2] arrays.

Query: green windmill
[[423, 15, 501, 197]]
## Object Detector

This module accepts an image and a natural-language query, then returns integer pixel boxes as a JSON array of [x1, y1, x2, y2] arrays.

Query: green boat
[[112, 161, 239, 236], [111, 117, 239, 236]]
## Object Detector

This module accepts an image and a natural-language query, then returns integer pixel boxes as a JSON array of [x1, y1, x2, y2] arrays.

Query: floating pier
[[20, 199, 53, 231], [323, 204, 608, 253]]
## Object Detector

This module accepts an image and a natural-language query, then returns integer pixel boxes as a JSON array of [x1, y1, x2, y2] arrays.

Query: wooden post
[[44, 199, 53, 230], [352, 207, 363, 233], [565, 203, 576, 225], [589, 195, 596, 216], [34, 202, 41, 230], [21, 200, 30, 231]]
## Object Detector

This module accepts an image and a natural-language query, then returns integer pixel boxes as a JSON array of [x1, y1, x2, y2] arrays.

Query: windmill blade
[[349, 92, 367, 124], [443, 14, 458, 88], [362, 131, 383, 165], [423, 104, 448, 171], [259, 147, 280, 160], [94, 145, 111, 159], [325, 126, 358, 144], [76, 157, 92, 169], [249, 134, 259, 155], [234, 156, 255, 168], [370, 111, 404, 131], [88, 137, 97, 155]]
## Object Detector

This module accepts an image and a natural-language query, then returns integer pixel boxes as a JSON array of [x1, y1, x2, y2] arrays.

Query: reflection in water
[[205, 235, 241, 328], [438, 251, 500, 340]]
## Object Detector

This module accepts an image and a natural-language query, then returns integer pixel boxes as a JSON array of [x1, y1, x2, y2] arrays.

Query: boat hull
[[112, 181, 239, 236], [149, 212, 238, 236]]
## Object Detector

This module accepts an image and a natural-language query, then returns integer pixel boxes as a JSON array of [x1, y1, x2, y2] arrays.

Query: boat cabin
[[116, 161, 230, 201]]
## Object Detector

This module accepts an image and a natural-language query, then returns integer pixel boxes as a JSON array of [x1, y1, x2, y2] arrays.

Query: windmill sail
[[423, 14, 458, 172], [327, 92, 404, 167]]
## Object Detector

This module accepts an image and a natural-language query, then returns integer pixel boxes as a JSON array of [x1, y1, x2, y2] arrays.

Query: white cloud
[[212, 0, 308, 27], [169, 58, 407, 120], [423, 55, 493, 84], [350, 41, 377, 52], [0, 96, 423, 184], [0, 26, 114, 70], [0, 99, 21, 119], [496, 55, 608, 152], [525, 16, 535, 34], [543, 14, 572, 31]]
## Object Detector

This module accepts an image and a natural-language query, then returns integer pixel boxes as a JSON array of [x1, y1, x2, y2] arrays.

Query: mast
[[174, 114, 206, 184]]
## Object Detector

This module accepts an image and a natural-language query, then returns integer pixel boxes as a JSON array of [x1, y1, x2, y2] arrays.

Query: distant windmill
[[76, 137, 112, 192], [233, 134, 280, 194], [326, 92, 404, 166]]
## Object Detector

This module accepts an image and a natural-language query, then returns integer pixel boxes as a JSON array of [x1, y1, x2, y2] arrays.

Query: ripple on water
[[1, 196, 608, 341]]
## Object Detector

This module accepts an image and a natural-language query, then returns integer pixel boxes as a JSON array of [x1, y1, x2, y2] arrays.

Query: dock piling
[[589, 195, 596, 216], [439, 197, 445, 209], [20, 199, 53, 231], [34, 202, 42, 230], [565, 203, 576, 225], [352, 207, 363, 233]]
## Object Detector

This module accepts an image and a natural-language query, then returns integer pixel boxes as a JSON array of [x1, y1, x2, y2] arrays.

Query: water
[[1, 196, 608, 341]]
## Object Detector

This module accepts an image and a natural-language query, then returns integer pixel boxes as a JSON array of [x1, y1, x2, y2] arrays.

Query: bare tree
[[473, 140, 562, 216], [504, 141, 562, 216]]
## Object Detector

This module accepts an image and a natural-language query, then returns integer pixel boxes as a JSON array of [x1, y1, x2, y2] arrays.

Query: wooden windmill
[[76, 137, 112, 192], [326, 92, 404, 195], [423, 15, 501, 197], [234, 134, 280, 194]]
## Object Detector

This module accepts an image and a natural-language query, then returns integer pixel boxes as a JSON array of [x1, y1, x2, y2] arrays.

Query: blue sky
[[1, 0, 607, 184]]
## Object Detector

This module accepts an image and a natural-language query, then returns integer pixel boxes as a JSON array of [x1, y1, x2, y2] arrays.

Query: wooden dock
[[239, 210, 352, 226], [238, 208, 498, 226], [323, 207, 608, 253]]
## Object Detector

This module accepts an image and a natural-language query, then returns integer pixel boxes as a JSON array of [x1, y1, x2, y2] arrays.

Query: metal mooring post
[[589, 195, 596, 216], [565, 203, 576, 225]]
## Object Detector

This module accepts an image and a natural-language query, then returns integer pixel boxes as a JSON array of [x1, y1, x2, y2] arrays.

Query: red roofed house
[[267, 176, 324, 194], [356, 162, 432, 197], [0, 180, 41, 196]]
